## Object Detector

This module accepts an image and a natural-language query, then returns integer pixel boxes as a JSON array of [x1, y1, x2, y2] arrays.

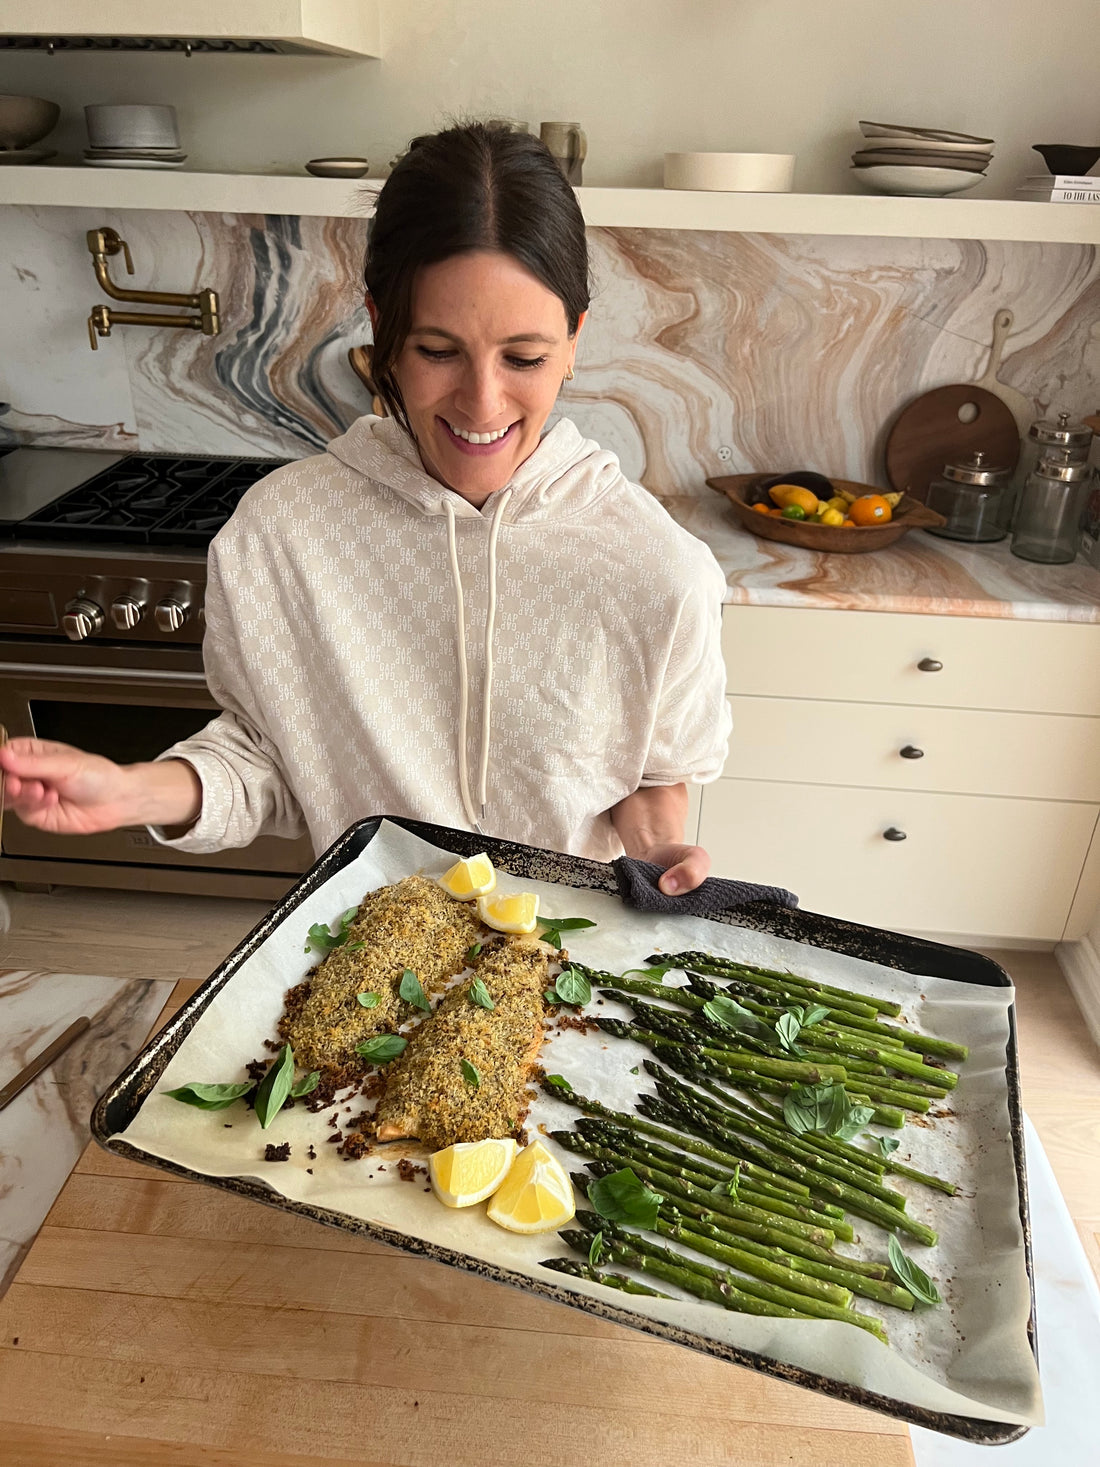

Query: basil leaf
[[548, 918, 597, 933], [703, 995, 771, 1039], [164, 1080, 252, 1111], [544, 1074, 572, 1092], [544, 988, 559, 1005], [775, 1011, 803, 1053], [588, 1230, 604, 1268], [290, 1070, 320, 1098], [555, 968, 592, 1007], [460, 1058, 481, 1088], [588, 1166, 662, 1229], [356, 991, 380, 1008], [304, 906, 359, 955], [340, 907, 358, 927], [357, 1034, 407, 1063], [624, 965, 681, 980], [802, 1004, 831, 1028], [877, 1136, 901, 1158], [254, 1044, 295, 1129], [469, 977, 495, 1010], [345, 941, 365, 951], [399, 968, 431, 1012], [710, 1165, 740, 1199], [888, 1235, 941, 1306], [629, 1066, 640, 1075], [540, 930, 563, 950], [834, 1103, 875, 1141], [467, 941, 483, 961]]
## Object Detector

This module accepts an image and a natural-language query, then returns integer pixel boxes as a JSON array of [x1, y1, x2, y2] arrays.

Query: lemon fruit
[[429, 1137, 518, 1208], [439, 852, 497, 900], [477, 890, 540, 934], [487, 1140, 575, 1233]]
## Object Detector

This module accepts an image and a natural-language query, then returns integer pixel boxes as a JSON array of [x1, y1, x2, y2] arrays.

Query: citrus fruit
[[439, 852, 497, 900], [751, 501, 771, 515], [486, 1140, 575, 1233], [429, 1138, 518, 1207], [780, 504, 806, 520], [849, 494, 892, 527], [477, 890, 540, 934]]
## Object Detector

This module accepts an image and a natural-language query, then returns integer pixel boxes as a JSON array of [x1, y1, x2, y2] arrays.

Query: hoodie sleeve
[[147, 544, 307, 854], [640, 550, 731, 788]]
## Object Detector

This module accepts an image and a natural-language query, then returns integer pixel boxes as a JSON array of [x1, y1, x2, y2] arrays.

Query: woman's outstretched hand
[[0, 738, 202, 837]]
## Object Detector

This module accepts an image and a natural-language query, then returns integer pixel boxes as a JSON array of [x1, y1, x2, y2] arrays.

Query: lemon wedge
[[438, 853, 497, 901], [487, 1140, 575, 1233], [477, 890, 539, 934], [429, 1137, 518, 1208]]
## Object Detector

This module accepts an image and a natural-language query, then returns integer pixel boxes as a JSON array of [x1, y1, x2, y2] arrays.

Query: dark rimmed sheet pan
[[91, 814, 1035, 1445]]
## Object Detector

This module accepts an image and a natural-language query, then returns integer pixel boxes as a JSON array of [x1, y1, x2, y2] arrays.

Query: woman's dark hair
[[363, 120, 591, 434]]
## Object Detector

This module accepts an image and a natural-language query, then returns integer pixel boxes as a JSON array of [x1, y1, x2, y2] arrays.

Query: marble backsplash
[[2, 203, 1098, 493]]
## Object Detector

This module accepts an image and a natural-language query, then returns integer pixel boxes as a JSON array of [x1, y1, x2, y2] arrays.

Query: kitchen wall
[[0, 1, 1097, 195], [2, 204, 1098, 492]]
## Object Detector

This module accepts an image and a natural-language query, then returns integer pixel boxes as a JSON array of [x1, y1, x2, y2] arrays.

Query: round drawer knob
[[899, 745, 924, 760], [917, 657, 943, 673], [883, 827, 907, 842]]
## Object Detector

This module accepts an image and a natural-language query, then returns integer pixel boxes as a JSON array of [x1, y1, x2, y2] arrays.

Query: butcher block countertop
[[661, 494, 1100, 622], [0, 890, 917, 1467]]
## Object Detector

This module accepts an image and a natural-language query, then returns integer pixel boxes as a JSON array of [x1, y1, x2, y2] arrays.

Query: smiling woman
[[0, 120, 731, 896]]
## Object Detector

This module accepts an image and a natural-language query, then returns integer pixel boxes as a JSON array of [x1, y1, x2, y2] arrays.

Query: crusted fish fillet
[[375, 934, 549, 1149], [278, 875, 482, 1073]]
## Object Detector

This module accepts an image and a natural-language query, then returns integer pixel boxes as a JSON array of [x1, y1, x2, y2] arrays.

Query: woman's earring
[[564, 365, 575, 381]]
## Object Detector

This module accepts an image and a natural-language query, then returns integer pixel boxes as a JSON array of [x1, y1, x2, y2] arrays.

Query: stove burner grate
[[12, 455, 291, 546]]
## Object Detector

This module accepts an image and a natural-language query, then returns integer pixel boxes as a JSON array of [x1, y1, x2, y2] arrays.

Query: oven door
[[0, 640, 313, 891]]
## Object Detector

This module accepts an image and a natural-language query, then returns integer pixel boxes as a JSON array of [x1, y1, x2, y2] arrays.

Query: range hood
[[0, 2, 381, 57]]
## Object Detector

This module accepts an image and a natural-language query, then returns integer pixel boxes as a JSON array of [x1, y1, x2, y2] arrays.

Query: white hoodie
[[154, 415, 731, 863]]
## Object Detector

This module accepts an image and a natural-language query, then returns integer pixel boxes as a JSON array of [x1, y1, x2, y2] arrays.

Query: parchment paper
[[117, 820, 1042, 1428]]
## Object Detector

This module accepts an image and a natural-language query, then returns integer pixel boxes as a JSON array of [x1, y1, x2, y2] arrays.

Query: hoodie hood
[[325, 413, 625, 523]]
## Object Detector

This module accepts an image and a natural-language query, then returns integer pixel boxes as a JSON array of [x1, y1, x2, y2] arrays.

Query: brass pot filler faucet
[[86, 226, 220, 350]]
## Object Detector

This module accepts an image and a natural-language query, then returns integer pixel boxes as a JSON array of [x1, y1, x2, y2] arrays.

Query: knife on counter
[[0, 1016, 92, 1113]]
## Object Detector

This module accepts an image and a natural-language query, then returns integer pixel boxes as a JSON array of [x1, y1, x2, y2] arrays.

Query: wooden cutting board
[[885, 384, 1021, 502]]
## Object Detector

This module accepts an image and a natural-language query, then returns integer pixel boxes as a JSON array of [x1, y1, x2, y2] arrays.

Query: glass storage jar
[[1004, 411, 1094, 530], [1010, 450, 1094, 563], [925, 451, 1010, 542]]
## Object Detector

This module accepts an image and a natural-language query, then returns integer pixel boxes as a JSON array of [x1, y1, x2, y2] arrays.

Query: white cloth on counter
[[151, 414, 731, 862]]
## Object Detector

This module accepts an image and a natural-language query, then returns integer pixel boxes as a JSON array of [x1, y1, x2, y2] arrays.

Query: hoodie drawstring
[[445, 488, 512, 831]]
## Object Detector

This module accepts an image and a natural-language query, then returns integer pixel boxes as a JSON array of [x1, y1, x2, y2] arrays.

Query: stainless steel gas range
[[0, 446, 314, 899]]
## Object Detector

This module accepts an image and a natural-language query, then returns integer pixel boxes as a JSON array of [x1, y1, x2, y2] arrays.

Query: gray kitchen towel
[[613, 857, 798, 915]]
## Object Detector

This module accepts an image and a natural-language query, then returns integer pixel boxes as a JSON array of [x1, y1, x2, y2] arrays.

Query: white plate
[[859, 120, 995, 146], [852, 165, 985, 197], [0, 147, 55, 165], [82, 157, 187, 170], [856, 135, 994, 156]]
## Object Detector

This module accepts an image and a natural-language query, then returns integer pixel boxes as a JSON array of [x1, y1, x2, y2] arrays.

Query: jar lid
[[1033, 449, 1092, 483], [1027, 410, 1093, 450], [942, 450, 1009, 486]]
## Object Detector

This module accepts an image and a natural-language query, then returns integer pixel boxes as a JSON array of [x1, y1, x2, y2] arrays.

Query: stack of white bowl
[[851, 120, 993, 196], [83, 104, 186, 169]]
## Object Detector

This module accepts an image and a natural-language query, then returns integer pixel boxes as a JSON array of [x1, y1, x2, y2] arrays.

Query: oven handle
[[0, 661, 208, 686]]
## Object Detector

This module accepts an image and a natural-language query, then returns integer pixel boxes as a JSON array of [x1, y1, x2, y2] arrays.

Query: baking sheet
[[110, 819, 1041, 1431]]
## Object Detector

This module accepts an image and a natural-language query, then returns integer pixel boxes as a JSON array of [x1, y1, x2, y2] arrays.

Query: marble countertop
[[661, 494, 1100, 624]]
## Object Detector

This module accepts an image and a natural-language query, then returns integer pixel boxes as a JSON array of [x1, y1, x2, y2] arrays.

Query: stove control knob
[[62, 598, 105, 642], [109, 595, 145, 631], [154, 598, 189, 634]]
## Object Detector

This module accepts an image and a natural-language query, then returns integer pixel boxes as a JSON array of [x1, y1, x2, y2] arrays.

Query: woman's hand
[[0, 738, 202, 837], [640, 840, 711, 895], [609, 783, 711, 894]]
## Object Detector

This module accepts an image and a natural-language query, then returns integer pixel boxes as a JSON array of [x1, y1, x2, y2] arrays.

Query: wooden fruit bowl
[[707, 475, 946, 554]]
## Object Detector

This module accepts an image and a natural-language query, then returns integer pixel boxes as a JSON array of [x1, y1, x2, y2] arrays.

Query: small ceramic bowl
[[305, 157, 370, 178], [663, 152, 795, 192], [0, 94, 60, 150], [1032, 144, 1100, 176]]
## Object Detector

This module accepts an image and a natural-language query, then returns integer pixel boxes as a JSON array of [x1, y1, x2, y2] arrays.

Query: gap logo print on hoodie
[[153, 415, 731, 862]]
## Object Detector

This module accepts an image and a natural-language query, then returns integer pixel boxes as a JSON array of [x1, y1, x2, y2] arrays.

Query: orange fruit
[[767, 507, 783, 516], [842, 518, 855, 528], [752, 501, 771, 515], [849, 494, 892, 527]]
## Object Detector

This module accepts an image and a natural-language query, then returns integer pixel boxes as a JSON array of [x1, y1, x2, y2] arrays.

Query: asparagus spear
[[558, 1228, 809, 1321], [539, 1256, 673, 1298], [595, 1017, 849, 1086], [650, 1084, 938, 1247], [549, 1131, 838, 1246], [656, 951, 904, 1018], [569, 1213, 889, 1344], [648, 1216, 855, 1308]]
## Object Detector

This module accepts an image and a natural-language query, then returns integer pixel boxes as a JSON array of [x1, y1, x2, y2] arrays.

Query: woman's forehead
[[409, 250, 569, 339]]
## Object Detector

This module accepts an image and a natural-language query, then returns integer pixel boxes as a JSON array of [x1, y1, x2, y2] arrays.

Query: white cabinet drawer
[[722, 605, 1100, 716], [725, 695, 1100, 802], [699, 778, 1098, 940]]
